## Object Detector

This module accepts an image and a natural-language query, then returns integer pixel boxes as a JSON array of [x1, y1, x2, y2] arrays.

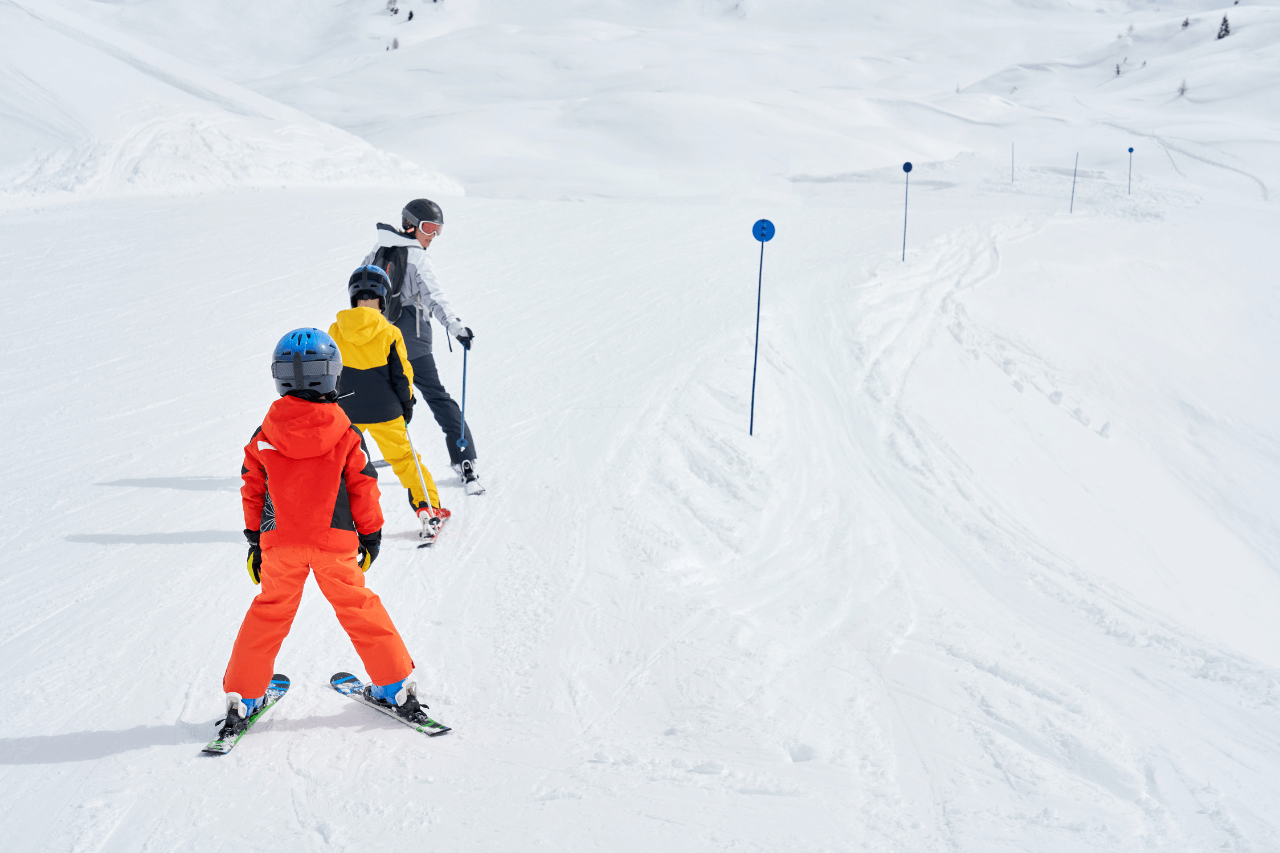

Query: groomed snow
[[2, 1, 1279, 851]]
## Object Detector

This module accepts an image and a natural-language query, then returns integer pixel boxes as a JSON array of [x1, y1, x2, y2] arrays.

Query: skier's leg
[[310, 547, 415, 686], [222, 545, 309, 699], [362, 418, 440, 509], [410, 353, 477, 466]]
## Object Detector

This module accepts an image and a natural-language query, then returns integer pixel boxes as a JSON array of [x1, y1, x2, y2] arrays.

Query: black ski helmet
[[402, 198, 443, 231], [270, 328, 342, 397], [348, 264, 391, 309]]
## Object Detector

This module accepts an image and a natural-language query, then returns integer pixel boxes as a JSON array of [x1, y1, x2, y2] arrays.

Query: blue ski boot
[[365, 678, 433, 726]]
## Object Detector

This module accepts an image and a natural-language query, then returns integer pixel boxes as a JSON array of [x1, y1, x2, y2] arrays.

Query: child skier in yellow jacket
[[329, 265, 448, 524]]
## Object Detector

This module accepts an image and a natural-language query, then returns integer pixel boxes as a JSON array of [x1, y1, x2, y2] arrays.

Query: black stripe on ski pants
[[409, 353, 476, 466]]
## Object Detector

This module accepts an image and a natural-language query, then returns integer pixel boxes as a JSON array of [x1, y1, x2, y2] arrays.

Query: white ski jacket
[[362, 225, 465, 358]]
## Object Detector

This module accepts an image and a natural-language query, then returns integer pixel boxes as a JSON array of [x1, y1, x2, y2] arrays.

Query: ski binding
[[202, 673, 290, 755], [329, 672, 451, 737]]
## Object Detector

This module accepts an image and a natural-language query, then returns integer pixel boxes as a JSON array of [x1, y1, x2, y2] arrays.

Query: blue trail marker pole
[[1128, 147, 1134, 195], [902, 162, 913, 261], [1070, 153, 1079, 213], [749, 218, 775, 437], [456, 347, 469, 451]]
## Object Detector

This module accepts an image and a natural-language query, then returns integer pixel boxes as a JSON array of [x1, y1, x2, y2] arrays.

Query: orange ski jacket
[[241, 395, 383, 552]]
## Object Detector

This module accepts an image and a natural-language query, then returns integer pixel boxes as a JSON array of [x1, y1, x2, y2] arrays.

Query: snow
[[2, 1, 1280, 851]]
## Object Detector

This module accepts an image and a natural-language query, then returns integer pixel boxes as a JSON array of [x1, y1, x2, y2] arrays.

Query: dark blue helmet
[[271, 328, 342, 397], [348, 265, 391, 308]]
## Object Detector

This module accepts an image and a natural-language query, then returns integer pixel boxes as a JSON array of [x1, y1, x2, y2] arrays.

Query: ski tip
[[427, 726, 452, 737], [270, 674, 290, 688], [330, 672, 358, 686]]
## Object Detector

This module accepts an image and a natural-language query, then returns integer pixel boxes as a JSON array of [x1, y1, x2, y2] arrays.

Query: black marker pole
[[902, 162, 913, 261], [1070, 153, 1079, 213]]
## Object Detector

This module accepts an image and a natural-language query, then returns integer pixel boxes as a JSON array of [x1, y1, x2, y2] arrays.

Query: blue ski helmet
[[348, 265, 391, 308], [270, 328, 342, 396]]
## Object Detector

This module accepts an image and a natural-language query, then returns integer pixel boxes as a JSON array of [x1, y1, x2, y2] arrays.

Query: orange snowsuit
[[223, 394, 414, 699]]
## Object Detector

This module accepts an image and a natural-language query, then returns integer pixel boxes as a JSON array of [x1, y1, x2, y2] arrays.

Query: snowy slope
[[0, 0, 456, 206], [2, 1, 1280, 852]]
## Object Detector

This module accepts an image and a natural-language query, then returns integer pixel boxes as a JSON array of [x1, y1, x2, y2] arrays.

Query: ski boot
[[452, 459, 485, 496], [217, 693, 263, 739], [408, 490, 451, 544], [364, 679, 435, 727]]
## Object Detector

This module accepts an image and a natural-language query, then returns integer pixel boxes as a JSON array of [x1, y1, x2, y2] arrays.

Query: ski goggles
[[403, 219, 442, 238], [271, 358, 342, 380]]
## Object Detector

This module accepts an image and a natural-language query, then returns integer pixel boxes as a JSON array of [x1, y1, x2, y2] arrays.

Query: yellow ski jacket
[[329, 307, 415, 425]]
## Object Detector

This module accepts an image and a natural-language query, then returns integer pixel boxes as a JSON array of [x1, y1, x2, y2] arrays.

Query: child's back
[[217, 327, 432, 742], [330, 267, 447, 525]]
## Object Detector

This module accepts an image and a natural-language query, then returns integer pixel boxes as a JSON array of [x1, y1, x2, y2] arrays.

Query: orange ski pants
[[223, 544, 414, 699]]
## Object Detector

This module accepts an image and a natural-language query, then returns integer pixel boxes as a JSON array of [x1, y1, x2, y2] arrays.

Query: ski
[[329, 672, 451, 736], [202, 674, 290, 755]]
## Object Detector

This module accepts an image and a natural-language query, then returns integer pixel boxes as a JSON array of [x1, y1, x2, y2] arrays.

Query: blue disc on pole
[[1129, 147, 1134, 153], [753, 219, 775, 242], [903, 162, 913, 173]]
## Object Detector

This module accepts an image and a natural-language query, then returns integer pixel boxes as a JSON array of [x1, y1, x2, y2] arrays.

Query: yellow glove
[[357, 530, 381, 573], [247, 545, 262, 585]]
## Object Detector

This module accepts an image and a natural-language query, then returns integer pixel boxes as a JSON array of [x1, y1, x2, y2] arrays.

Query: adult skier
[[219, 328, 435, 739], [362, 198, 484, 495], [329, 265, 449, 531]]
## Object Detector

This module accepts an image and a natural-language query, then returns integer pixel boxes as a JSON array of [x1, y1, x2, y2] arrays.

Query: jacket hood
[[260, 394, 352, 459], [376, 222, 419, 249], [334, 306, 387, 346]]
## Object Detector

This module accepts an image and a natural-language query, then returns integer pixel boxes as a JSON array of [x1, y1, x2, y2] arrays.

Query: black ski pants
[[409, 353, 476, 466]]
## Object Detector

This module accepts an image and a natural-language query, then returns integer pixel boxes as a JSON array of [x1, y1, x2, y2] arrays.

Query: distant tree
[[408, 10, 414, 21], [386, 1, 399, 13], [1178, 79, 1188, 96], [1115, 63, 1121, 76], [1182, 18, 1190, 29], [1218, 16, 1230, 39], [392, 37, 399, 49], [1127, 24, 1134, 36]]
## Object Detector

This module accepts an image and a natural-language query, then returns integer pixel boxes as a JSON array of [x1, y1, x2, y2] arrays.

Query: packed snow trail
[[2, 179, 1279, 851]]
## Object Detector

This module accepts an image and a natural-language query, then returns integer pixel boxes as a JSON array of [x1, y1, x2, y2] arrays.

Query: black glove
[[244, 529, 262, 585], [402, 395, 415, 425], [357, 530, 382, 572], [455, 327, 474, 350]]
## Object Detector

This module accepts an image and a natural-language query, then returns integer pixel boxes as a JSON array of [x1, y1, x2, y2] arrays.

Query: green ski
[[202, 674, 290, 755]]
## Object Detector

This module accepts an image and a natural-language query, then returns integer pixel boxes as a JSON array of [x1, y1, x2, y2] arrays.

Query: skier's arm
[[407, 254, 466, 338], [343, 429, 384, 536], [240, 428, 267, 533], [387, 334, 415, 409]]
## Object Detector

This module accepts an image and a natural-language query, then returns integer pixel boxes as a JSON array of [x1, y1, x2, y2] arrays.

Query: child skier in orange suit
[[217, 327, 434, 738]]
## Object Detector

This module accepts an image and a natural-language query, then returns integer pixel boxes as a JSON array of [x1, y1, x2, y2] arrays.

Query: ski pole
[[456, 346, 469, 450], [406, 428, 432, 509]]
